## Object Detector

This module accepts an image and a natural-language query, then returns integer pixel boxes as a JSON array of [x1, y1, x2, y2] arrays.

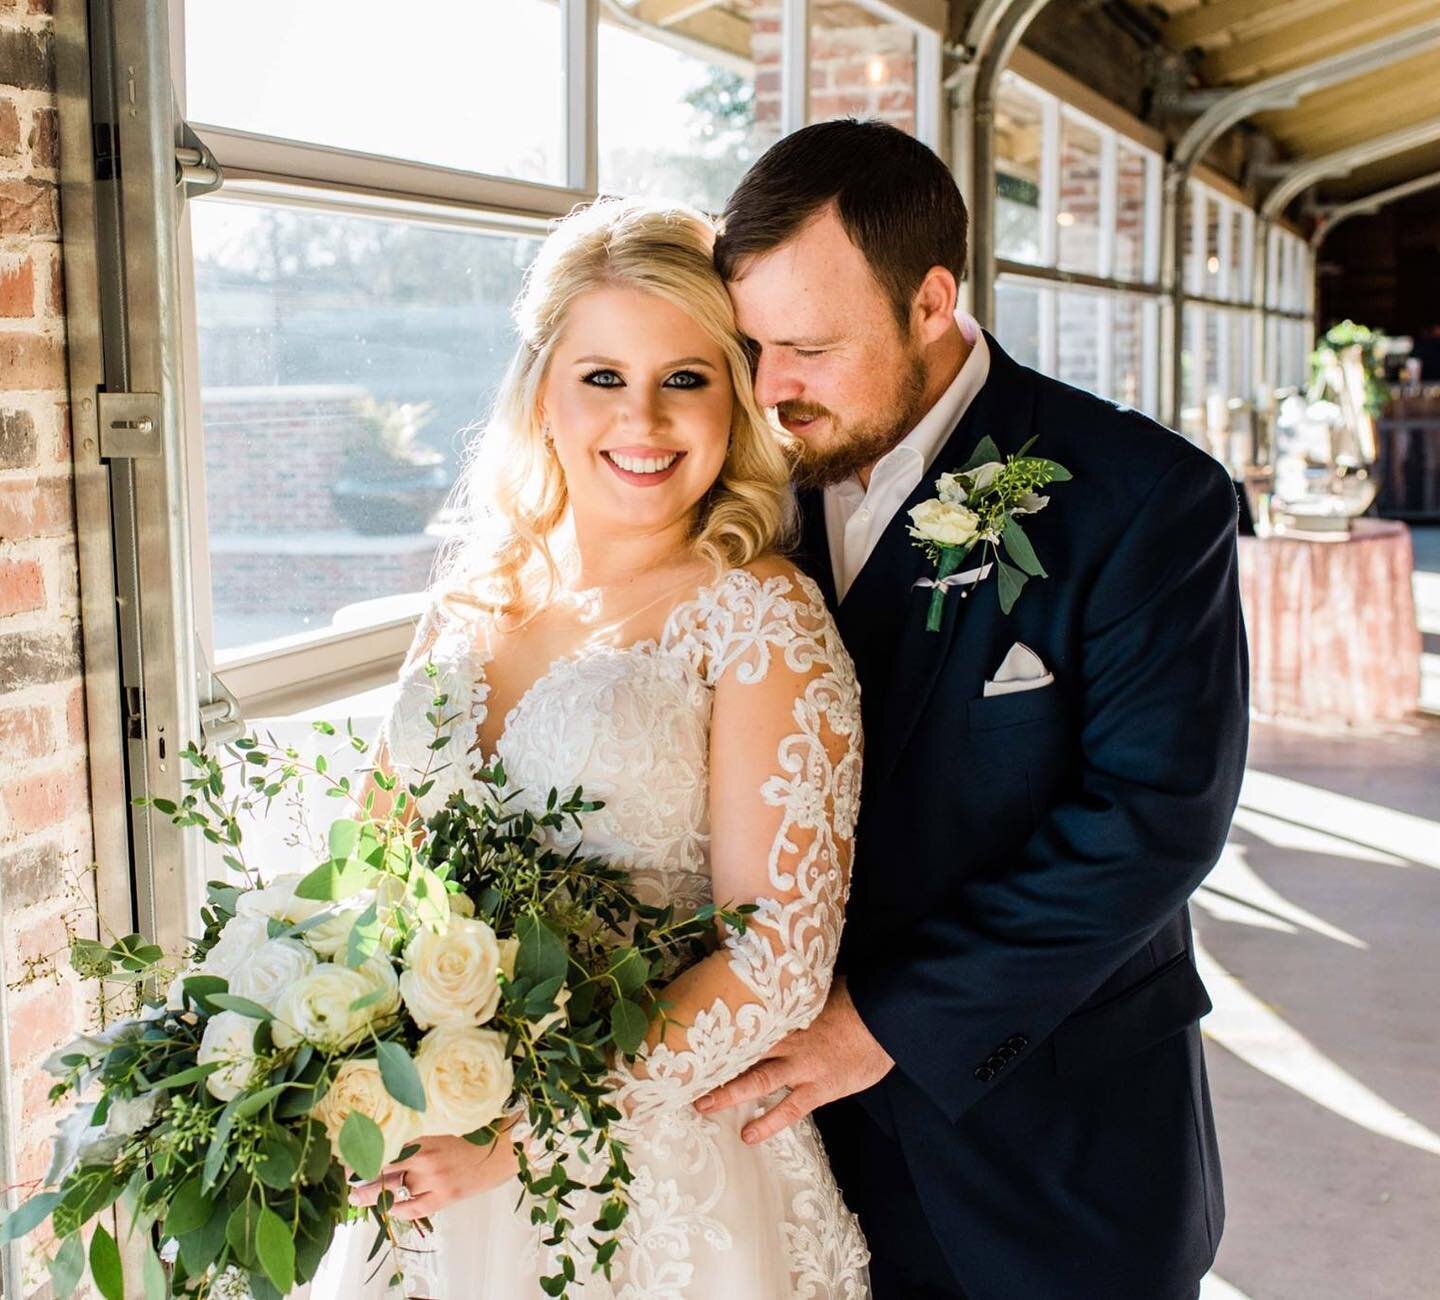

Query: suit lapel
[[862, 335, 1038, 787], [794, 488, 838, 613]]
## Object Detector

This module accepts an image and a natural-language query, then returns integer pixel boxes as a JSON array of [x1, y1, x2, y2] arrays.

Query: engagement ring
[[393, 1177, 413, 1204]]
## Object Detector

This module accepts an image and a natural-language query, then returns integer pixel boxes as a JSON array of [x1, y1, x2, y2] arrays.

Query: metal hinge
[[97, 391, 162, 459], [176, 115, 222, 199], [196, 639, 245, 748]]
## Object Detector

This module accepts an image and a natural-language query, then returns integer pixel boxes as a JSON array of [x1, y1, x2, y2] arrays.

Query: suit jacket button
[[1007, 1035, 1028, 1050], [974, 1065, 994, 1082], [996, 1046, 1016, 1061]]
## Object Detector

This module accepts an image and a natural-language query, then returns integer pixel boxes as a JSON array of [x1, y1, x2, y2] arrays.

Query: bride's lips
[[600, 447, 687, 487]]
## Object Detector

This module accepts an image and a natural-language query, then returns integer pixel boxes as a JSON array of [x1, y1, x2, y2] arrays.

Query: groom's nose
[[752, 349, 802, 409]]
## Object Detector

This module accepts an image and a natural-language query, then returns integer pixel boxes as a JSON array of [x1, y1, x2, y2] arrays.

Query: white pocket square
[[982, 642, 1054, 697]]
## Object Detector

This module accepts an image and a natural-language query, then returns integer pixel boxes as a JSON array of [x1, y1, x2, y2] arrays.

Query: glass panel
[[1114, 142, 1149, 282], [599, 7, 774, 213], [995, 74, 1045, 264], [995, 280, 1042, 369], [808, 0, 918, 136], [1227, 208, 1246, 302], [1112, 296, 1145, 410], [1204, 194, 1223, 297], [1204, 306, 1223, 400], [1184, 184, 1201, 293], [1056, 114, 1102, 276], [184, 0, 564, 185], [1181, 304, 1202, 436], [1056, 291, 1101, 394], [191, 199, 540, 657]]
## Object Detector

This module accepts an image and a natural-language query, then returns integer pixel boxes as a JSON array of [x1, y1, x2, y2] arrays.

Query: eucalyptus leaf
[[0, 1190, 59, 1243], [141, 1242, 166, 1300], [609, 1000, 648, 1056], [1001, 518, 1046, 578], [88, 1223, 123, 1300], [377, 1041, 427, 1113], [961, 435, 1002, 473], [339, 1111, 384, 1181], [163, 1177, 214, 1237], [995, 558, 1027, 614], [256, 1205, 297, 1293], [49, 1231, 85, 1299], [515, 915, 568, 985], [607, 947, 648, 997], [208, 993, 274, 1022]]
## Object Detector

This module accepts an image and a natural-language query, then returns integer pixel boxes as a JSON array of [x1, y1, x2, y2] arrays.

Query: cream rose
[[235, 872, 312, 923], [197, 1010, 263, 1102], [200, 914, 271, 982], [351, 949, 402, 1020], [272, 963, 379, 1050], [967, 461, 1004, 492], [908, 499, 980, 549], [228, 937, 318, 1013], [312, 1058, 419, 1166], [414, 1025, 513, 1137], [399, 918, 504, 1029]]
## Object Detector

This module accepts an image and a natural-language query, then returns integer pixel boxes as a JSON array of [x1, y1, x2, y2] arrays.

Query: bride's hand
[[350, 1132, 520, 1222]]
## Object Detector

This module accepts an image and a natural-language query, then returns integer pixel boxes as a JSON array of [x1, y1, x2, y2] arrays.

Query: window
[[184, 0, 567, 185], [995, 74, 1046, 264], [1057, 113, 1103, 277], [808, 0, 920, 136], [598, 9, 772, 213], [191, 198, 540, 659]]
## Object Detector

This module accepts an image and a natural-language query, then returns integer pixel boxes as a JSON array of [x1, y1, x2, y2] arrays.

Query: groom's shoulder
[[1011, 360, 1232, 504]]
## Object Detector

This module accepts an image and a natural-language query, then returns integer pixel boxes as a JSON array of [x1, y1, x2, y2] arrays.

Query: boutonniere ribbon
[[907, 436, 1071, 631]]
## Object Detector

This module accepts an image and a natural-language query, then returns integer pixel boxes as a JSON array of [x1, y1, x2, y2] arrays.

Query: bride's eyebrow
[[573, 355, 717, 369]]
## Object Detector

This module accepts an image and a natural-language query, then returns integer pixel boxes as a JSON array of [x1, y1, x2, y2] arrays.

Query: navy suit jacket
[[801, 335, 1248, 1298]]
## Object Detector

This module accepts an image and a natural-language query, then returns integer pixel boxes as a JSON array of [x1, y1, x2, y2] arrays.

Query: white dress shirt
[[824, 317, 991, 600]]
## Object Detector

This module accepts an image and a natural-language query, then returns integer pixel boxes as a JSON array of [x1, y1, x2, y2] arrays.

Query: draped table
[[1237, 520, 1421, 725]]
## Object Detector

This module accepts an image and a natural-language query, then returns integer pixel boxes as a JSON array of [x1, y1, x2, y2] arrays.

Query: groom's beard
[[787, 347, 930, 490]]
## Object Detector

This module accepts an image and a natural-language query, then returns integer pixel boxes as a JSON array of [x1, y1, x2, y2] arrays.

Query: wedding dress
[[308, 564, 870, 1299]]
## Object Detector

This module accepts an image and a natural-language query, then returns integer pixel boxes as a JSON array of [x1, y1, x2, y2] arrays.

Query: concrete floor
[[1196, 717, 1440, 1300]]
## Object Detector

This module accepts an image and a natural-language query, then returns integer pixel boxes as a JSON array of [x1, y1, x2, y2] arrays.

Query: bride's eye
[[665, 370, 707, 389], [582, 369, 623, 388]]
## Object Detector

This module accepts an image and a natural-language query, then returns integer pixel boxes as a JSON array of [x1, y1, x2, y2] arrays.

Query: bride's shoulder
[[699, 553, 827, 615]]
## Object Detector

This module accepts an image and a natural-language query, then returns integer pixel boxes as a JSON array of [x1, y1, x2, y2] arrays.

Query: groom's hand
[[693, 977, 893, 1144]]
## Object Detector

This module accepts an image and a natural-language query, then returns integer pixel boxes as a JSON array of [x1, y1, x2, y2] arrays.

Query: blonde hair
[[432, 197, 796, 624]]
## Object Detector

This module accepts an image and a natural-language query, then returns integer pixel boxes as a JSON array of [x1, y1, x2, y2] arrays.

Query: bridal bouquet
[[3, 663, 748, 1299]]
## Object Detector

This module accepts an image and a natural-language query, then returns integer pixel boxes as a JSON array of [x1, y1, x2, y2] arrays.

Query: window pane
[[184, 0, 564, 185], [995, 74, 1045, 264], [808, 0, 918, 136], [1112, 296, 1145, 410], [1114, 142, 1149, 282], [191, 199, 540, 657], [599, 12, 773, 213], [995, 281, 1042, 369], [1227, 208, 1246, 302], [1204, 195, 1223, 296], [1182, 304, 1202, 436], [1056, 291, 1101, 393], [1057, 115, 1102, 276]]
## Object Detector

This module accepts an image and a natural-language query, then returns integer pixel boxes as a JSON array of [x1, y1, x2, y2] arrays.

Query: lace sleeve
[[610, 563, 863, 1123], [375, 596, 489, 821]]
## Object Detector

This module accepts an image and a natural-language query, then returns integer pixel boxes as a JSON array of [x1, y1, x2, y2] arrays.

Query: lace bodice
[[369, 563, 868, 1299]]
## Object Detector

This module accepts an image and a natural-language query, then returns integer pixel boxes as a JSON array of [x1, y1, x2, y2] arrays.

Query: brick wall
[[0, 0, 99, 1287]]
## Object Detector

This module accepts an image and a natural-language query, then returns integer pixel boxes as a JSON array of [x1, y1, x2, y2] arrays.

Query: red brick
[[65, 680, 84, 744], [53, 400, 70, 461], [0, 556, 45, 615], [16, 909, 70, 967], [0, 703, 53, 762], [0, 98, 19, 158], [0, 253, 36, 317], [28, 0, 56, 13], [6, 981, 79, 1070], [0, 179, 60, 237], [1, 762, 88, 837], [0, 27, 53, 91], [0, 475, 73, 538], [0, 627, 80, 692], [0, 330, 65, 389], [27, 106, 57, 169], [47, 246, 64, 316]]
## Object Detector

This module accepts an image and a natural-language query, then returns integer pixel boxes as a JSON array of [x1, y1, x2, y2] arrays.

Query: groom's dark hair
[[715, 118, 968, 333]]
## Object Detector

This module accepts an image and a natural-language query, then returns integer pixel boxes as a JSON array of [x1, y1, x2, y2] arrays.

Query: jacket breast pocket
[[1050, 952, 1213, 1078], [965, 683, 1066, 733]]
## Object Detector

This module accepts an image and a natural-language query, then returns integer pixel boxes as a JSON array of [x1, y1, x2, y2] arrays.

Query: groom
[[698, 120, 1248, 1298]]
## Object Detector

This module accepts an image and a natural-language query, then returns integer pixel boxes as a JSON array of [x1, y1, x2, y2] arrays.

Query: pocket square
[[983, 642, 1055, 697]]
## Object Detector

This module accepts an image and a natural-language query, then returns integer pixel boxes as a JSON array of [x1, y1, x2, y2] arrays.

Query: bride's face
[[539, 285, 734, 542]]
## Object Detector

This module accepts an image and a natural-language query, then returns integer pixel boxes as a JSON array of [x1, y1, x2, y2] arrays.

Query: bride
[[308, 198, 869, 1298]]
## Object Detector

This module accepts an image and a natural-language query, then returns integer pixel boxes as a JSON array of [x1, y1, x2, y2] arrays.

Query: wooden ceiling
[[1153, 0, 1440, 211]]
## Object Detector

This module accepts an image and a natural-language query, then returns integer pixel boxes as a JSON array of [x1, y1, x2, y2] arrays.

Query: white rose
[[303, 897, 373, 959], [350, 949, 402, 1021], [414, 1026, 513, 1137], [196, 1011, 263, 1102], [1014, 491, 1049, 515], [448, 891, 476, 919], [399, 918, 504, 1030], [936, 471, 968, 505], [967, 461, 1004, 492], [229, 938, 318, 1012], [907, 499, 980, 549], [312, 1058, 419, 1166], [200, 914, 271, 982], [235, 872, 313, 923], [272, 964, 378, 1050]]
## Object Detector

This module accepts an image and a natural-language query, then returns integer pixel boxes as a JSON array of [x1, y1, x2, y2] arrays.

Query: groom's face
[[726, 206, 929, 488]]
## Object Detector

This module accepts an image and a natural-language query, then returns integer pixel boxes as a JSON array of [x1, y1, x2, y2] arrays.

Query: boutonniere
[[907, 435, 1071, 630]]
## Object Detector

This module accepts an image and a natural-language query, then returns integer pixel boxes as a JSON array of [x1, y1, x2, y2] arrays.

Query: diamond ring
[[393, 1177, 413, 1204]]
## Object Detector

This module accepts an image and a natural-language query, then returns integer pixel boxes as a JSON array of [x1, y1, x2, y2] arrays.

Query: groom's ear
[[911, 266, 959, 344]]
